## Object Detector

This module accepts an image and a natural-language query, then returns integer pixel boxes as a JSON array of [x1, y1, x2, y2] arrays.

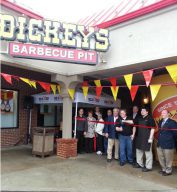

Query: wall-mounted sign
[[0, 14, 110, 64]]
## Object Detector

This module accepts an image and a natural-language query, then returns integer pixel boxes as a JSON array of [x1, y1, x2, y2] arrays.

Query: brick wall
[[1, 64, 51, 147]]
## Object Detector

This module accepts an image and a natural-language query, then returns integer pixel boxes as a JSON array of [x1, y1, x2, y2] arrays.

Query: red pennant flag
[[95, 86, 102, 98], [109, 78, 117, 88], [130, 86, 139, 102], [143, 70, 153, 87], [38, 82, 51, 94], [175, 84, 177, 89], [82, 81, 88, 86], [1, 73, 12, 84]]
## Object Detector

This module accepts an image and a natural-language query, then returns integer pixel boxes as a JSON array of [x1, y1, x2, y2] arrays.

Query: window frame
[[1, 88, 19, 129]]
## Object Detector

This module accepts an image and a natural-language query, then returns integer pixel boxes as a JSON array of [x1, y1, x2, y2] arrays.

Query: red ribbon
[[75, 117, 177, 131]]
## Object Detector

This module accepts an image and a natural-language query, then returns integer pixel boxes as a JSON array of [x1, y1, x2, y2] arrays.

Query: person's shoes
[[133, 163, 142, 168], [162, 172, 172, 176], [142, 167, 152, 172], [158, 170, 165, 174], [107, 159, 112, 163], [128, 161, 133, 165], [120, 162, 126, 166], [114, 158, 119, 161]]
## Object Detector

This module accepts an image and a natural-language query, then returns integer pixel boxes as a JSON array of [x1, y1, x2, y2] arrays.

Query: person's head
[[97, 113, 102, 120], [88, 110, 93, 118], [113, 108, 119, 117], [141, 107, 149, 117], [161, 109, 169, 119], [107, 109, 112, 116], [133, 106, 139, 114], [78, 108, 84, 116], [95, 106, 100, 113], [120, 109, 127, 118]]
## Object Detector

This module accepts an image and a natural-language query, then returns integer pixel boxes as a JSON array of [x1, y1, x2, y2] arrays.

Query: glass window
[[0, 89, 18, 128]]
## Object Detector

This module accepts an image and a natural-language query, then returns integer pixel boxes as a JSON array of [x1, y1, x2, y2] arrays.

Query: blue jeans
[[119, 135, 133, 163]]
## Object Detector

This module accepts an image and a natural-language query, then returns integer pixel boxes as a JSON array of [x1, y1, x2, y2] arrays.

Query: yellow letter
[[95, 29, 110, 52], [61, 23, 77, 48], [17, 16, 27, 42], [43, 20, 60, 45], [0, 14, 16, 40], [77, 25, 94, 50], [28, 19, 42, 43]]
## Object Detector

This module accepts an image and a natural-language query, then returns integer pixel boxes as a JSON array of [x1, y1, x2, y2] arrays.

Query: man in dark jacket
[[157, 109, 177, 176], [103, 109, 112, 155], [105, 108, 119, 162], [76, 108, 88, 154], [131, 106, 141, 164]]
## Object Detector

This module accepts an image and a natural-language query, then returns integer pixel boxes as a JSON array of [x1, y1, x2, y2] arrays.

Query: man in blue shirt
[[157, 109, 177, 176]]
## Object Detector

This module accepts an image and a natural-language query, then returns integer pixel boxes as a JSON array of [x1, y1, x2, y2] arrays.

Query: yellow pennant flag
[[57, 85, 61, 93], [124, 74, 133, 90], [150, 85, 161, 101], [110, 86, 119, 101], [20, 77, 31, 87], [68, 89, 75, 100], [166, 64, 177, 83], [82, 86, 89, 99], [51, 84, 56, 95], [30, 81, 36, 89], [94, 80, 101, 87]]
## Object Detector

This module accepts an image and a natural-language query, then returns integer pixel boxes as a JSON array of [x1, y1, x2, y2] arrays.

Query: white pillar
[[62, 95, 73, 138]]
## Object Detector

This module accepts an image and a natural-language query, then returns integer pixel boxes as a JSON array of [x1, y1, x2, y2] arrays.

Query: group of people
[[75, 106, 177, 176]]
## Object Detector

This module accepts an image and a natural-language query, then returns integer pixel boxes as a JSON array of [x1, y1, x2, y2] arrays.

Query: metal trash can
[[32, 127, 55, 158]]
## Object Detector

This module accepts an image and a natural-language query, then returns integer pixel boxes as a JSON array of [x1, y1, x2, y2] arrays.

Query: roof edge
[[1, 0, 43, 19], [97, 0, 177, 29]]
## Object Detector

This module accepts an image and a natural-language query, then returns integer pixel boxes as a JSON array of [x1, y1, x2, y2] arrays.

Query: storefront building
[[1, 0, 177, 156]]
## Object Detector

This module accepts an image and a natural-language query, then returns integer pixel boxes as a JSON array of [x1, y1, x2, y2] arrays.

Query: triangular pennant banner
[[110, 86, 119, 101], [82, 81, 88, 87], [176, 84, 177, 89], [1, 73, 12, 84], [124, 74, 133, 90], [57, 85, 61, 93], [68, 89, 75, 100], [166, 64, 177, 83], [38, 82, 51, 94], [94, 80, 101, 87], [96, 86, 102, 98], [130, 86, 139, 102], [109, 78, 117, 88], [30, 81, 37, 89], [51, 84, 56, 95], [150, 85, 161, 101], [20, 77, 31, 87], [82, 86, 89, 99], [143, 70, 153, 87]]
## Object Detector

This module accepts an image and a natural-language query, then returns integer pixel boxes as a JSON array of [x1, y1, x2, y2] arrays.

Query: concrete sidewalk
[[1, 145, 177, 192]]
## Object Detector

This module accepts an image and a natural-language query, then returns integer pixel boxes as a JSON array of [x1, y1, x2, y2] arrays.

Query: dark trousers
[[132, 137, 137, 162], [76, 130, 84, 153], [85, 138, 94, 153], [104, 137, 108, 154], [96, 134, 103, 152]]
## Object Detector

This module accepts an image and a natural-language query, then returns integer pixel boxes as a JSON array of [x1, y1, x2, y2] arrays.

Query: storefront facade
[[1, 0, 177, 150]]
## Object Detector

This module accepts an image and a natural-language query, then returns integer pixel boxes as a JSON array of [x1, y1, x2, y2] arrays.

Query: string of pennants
[[80, 64, 177, 102], [1, 64, 177, 102], [0, 73, 61, 95]]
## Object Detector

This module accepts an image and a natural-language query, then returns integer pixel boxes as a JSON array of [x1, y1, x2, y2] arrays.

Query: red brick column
[[56, 138, 77, 158]]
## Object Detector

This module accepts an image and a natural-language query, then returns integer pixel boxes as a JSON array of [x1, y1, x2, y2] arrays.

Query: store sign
[[0, 14, 110, 64]]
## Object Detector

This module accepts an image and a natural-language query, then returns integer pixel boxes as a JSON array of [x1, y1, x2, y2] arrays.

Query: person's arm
[[148, 117, 156, 143], [131, 126, 136, 140], [122, 120, 134, 124], [116, 119, 123, 132], [84, 118, 88, 135]]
